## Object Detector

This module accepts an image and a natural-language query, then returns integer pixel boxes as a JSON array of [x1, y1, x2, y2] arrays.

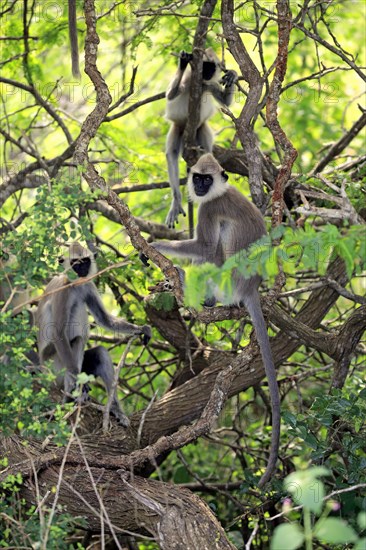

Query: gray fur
[[151, 154, 280, 486], [36, 243, 151, 427], [68, 0, 80, 78], [165, 49, 237, 228]]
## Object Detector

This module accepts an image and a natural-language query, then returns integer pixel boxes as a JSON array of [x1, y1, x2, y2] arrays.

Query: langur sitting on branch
[[36, 242, 151, 427], [141, 154, 280, 486]]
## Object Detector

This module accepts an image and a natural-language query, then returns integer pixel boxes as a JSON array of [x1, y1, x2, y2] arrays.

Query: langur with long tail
[[142, 154, 280, 486]]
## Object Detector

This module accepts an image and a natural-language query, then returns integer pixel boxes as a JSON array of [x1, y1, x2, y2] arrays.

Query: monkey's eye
[[204, 175, 213, 184], [192, 174, 201, 185]]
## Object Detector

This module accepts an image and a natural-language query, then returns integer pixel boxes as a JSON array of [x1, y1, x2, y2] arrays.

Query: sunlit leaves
[[184, 223, 366, 308]]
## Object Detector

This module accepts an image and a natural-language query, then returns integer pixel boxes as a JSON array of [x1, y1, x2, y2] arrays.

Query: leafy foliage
[[271, 468, 365, 550], [185, 222, 366, 307], [0, 0, 365, 548]]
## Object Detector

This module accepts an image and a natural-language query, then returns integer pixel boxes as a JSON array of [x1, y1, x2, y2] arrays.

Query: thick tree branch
[[19, 470, 236, 550], [221, 0, 266, 208]]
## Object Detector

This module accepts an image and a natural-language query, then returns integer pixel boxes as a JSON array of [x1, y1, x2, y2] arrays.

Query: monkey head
[[188, 153, 229, 204], [59, 242, 97, 279], [202, 48, 222, 82]]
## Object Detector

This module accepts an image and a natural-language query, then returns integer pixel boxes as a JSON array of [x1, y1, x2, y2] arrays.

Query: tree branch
[[182, 0, 218, 167], [265, 0, 298, 227], [311, 111, 366, 174], [74, 0, 183, 301], [221, 0, 266, 208]]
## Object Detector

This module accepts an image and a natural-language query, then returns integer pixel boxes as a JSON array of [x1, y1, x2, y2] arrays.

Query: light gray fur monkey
[[141, 154, 280, 486], [36, 242, 151, 427], [165, 48, 237, 228], [68, 0, 80, 78]]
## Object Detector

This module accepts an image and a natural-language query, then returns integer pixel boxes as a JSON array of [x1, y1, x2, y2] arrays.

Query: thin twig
[[103, 336, 135, 433]]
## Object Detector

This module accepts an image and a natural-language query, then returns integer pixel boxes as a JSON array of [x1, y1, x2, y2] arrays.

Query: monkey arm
[[166, 51, 192, 100], [166, 72, 187, 101], [204, 70, 237, 107], [50, 292, 81, 374], [151, 210, 221, 263], [85, 284, 151, 343], [151, 239, 217, 264]]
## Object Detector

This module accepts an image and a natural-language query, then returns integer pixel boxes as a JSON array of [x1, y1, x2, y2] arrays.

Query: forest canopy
[[0, 1, 365, 549]]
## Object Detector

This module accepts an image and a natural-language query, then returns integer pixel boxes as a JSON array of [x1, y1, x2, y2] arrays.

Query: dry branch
[[74, 0, 183, 301], [221, 0, 267, 208], [265, 0, 298, 227], [311, 111, 366, 175]]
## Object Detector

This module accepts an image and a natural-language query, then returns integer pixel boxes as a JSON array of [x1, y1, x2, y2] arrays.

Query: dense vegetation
[[0, 0, 365, 548]]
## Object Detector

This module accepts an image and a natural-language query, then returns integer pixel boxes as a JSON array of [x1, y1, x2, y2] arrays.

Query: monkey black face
[[70, 257, 91, 278], [202, 61, 216, 80], [192, 173, 214, 196]]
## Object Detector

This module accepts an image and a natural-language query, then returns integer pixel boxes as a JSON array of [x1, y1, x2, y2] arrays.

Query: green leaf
[[77, 372, 95, 385], [282, 411, 297, 427], [358, 511, 366, 530], [150, 292, 176, 312], [314, 518, 358, 544], [284, 468, 329, 514], [271, 524, 304, 550], [354, 539, 366, 550]]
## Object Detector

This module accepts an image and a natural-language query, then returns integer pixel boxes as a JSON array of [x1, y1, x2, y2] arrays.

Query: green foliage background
[[0, 0, 365, 548]]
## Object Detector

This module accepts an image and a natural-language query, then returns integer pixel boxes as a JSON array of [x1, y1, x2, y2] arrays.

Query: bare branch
[[74, 0, 183, 301], [311, 111, 366, 174], [265, 0, 298, 228], [221, 0, 267, 208]]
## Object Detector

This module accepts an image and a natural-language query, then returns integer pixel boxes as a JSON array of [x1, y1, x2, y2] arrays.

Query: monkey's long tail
[[245, 292, 281, 488], [68, 0, 80, 78]]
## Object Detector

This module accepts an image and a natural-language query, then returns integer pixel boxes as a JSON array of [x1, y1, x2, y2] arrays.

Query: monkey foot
[[110, 407, 130, 428], [165, 203, 186, 228], [148, 279, 174, 293]]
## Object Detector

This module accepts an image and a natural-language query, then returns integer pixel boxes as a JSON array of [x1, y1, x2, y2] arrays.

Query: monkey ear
[[221, 170, 229, 181]]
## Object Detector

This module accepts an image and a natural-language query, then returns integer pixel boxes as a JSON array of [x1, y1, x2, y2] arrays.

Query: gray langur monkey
[[165, 48, 237, 228], [68, 0, 80, 78], [36, 242, 151, 427], [141, 154, 280, 486]]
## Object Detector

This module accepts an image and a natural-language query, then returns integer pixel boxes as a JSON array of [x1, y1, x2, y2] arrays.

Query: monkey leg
[[203, 296, 217, 307], [166, 124, 186, 227], [196, 122, 214, 153], [53, 336, 85, 402], [82, 346, 130, 428]]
